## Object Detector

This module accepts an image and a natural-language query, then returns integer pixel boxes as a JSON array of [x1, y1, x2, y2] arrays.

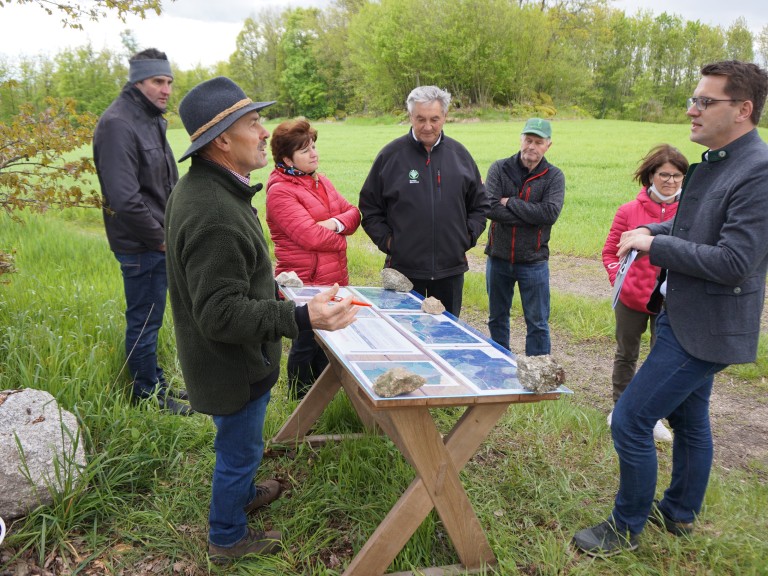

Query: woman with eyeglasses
[[266, 118, 361, 400], [602, 144, 689, 442]]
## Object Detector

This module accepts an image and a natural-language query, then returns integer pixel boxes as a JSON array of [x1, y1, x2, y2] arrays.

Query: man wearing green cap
[[484, 118, 565, 356]]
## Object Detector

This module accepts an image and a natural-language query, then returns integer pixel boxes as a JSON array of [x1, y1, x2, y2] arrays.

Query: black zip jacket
[[359, 131, 489, 280], [93, 83, 178, 254], [484, 153, 565, 263]]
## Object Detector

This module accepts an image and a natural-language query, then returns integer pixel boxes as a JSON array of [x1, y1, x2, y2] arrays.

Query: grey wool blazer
[[645, 129, 768, 365]]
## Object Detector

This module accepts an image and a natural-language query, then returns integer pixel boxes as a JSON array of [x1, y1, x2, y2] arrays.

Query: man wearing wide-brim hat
[[164, 77, 357, 563]]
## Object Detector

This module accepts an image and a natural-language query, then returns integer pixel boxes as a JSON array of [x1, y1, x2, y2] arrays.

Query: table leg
[[342, 403, 507, 576], [337, 367, 380, 433]]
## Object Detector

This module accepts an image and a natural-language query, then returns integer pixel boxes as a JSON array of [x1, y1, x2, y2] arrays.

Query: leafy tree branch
[[5, 0, 165, 29]]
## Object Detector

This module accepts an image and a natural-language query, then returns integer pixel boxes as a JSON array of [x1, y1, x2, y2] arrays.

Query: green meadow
[[1, 119, 766, 575]]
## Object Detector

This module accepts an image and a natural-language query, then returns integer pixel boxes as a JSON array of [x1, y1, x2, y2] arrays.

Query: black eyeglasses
[[656, 172, 684, 183], [687, 97, 744, 111]]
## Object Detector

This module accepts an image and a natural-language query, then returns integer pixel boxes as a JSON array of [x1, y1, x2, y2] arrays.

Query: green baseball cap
[[522, 118, 552, 139]]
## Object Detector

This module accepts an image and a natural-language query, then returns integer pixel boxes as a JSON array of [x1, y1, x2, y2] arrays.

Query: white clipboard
[[611, 249, 638, 309]]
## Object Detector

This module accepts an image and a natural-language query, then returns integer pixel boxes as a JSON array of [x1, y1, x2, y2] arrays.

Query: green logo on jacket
[[408, 170, 419, 183]]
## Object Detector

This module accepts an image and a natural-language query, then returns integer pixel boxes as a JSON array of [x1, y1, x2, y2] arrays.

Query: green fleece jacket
[[165, 158, 299, 415]]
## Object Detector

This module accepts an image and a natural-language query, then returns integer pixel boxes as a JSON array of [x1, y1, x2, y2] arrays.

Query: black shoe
[[245, 480, 283, 515], [572, 520, 639, 557], [157, 395, 194, 416], [163, 387, 189, 401], [208, 527, 282, 564], [648, 500, 694, 536]]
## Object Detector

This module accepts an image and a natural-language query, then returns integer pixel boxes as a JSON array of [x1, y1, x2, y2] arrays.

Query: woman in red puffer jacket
[[266, 118, 361, 398], [602, 144, 688, 442]]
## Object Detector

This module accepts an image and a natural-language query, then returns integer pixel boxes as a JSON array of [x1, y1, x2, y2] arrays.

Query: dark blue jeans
[[209, 391, 271, 547], [611, 312, 726, 534], [486, 256, 550, 356], [114, 251, 167, 398]]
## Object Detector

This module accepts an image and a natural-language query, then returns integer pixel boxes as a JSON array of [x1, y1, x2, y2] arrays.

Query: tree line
[[2, 0, 766, 125], [0, 0, 766, 275]]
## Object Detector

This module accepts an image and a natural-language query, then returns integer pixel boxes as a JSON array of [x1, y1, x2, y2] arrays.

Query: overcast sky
[[0, 0, 765, 70]]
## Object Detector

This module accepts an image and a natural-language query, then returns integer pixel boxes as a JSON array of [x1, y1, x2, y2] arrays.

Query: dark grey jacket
[[646, 129, 768, 365], [484, 153, 565, 263], [93, 84, 178, 253]]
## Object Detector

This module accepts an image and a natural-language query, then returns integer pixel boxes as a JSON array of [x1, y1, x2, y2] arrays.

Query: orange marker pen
[[330, 296, 372, 307]]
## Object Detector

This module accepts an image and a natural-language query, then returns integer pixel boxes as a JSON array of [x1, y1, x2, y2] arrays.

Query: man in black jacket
[[359, 86, 488, 317], [484, 118, 565, 356], [93, 48, 189, 414]]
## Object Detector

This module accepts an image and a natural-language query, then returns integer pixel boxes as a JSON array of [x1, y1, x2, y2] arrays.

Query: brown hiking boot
[[208, 527, 282, 564], [244, 479, 283, 514]]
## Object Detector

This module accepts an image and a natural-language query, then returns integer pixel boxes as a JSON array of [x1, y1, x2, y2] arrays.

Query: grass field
[[1, 119, 767, 575]]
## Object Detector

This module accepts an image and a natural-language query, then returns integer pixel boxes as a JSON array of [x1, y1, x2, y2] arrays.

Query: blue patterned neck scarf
[[275, 161, 316, 179]]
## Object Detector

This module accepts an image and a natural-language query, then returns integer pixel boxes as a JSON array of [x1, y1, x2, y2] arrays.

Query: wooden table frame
[[271, 341, 560, 576]]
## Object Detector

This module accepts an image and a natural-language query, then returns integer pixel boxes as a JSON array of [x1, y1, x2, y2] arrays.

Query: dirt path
[[466, 253, 768, 475]]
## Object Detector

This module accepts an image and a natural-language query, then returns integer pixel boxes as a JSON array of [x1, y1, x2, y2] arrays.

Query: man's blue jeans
[[611, 312, 726, 534], [486, 256, 550, 356], [209, 391, 271, 547], [114, 251, 167, 398]]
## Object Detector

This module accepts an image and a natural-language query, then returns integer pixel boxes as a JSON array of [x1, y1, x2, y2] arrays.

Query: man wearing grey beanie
[[93, 48, 190, 415]]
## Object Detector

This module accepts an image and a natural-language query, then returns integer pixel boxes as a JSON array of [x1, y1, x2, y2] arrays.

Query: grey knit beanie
[[129, 59, 173, 83]]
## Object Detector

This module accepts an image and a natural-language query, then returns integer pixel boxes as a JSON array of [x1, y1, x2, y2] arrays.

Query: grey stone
[[421, 296, 445, 315], [275, 271, 303, 287], [372, 367, 426, 398], [516, 355, 566, 393], [380, 268, 413, 292], [0, 389, 87, 520]]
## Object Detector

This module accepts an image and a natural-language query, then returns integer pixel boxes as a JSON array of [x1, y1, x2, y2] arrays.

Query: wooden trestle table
[[271, 286, 567, 576]]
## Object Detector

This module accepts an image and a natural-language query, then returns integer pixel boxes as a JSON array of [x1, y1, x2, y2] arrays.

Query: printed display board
[[280, 285, 571, 403]]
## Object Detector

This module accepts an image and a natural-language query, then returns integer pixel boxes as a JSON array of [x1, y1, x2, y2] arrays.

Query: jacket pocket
[[705, 275, 764, 335], [704, 275, 763, 296], [309, 253, 319, 284], [261, 343, 271, 367]]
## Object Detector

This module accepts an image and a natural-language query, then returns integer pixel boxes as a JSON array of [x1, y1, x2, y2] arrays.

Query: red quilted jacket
[[266, 169, 361, 285], [602, 188, 678, 313]]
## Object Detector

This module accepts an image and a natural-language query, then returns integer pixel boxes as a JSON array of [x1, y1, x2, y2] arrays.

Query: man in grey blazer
[[573, 60, 768, 557]]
